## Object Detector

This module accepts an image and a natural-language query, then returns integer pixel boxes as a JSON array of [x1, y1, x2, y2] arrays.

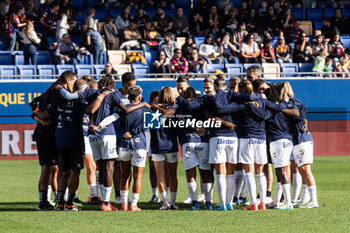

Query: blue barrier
[[0, 79, 349, 123]]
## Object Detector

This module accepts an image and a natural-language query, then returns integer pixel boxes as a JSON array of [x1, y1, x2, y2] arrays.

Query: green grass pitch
[[0, 156, 350, 233]]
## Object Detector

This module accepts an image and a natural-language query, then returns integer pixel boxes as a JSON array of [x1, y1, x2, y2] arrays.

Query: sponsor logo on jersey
[[217, 138, 236, 144], [283, 141, 293, 148], [248, 139, 265, 144], [185, 145, 204, 152]]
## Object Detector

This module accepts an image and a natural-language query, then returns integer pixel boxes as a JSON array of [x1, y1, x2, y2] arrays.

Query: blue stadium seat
[[207, 64, 224, 73], [147, 9, 158, 20], [71, 0, 83, 8], [307, 8, 323, 22], [292, 8, 304, 20], [88, 51, 107, 65], [14, 53, 25, 65], [194, 37, 205, 48], [37, 65, 56, 79], [76, 65, 94, 76], [165, 9, 176, 17], [226, 64, 244, 77], [314, 22, 323, 30], [281, 63, 299, 77], [36, 51, 51, 65], [176, 0, 191, 9], [0, 65, 17, 79], [271, 36, 278, 48], [132, 64, 150, 78], [342, 9, 350, 18], [0, 40, 4, 50], [71, 36, 82, 46], [57, 65, 75, 75], [0, 51, 12, 65], [324, 8, 334, 18], [144, 50, 158, 64], [231, 0, 241, 7], [47, 36, 57, 48], [298, 63, 314, 76], [74, 11, 87, 23], [17, 65, 37, 79], [243, 63, 261, 71], [341, 36, 350, 49], [94, 65, 105, 79], [94, 10, 107, 21]]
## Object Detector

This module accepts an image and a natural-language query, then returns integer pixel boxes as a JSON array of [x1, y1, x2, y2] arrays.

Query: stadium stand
[[37, 65, 56, 79]]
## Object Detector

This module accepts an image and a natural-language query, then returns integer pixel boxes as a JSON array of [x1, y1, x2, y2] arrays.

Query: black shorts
[[36, 133, 58, 166], [58, 146, 85, 171]]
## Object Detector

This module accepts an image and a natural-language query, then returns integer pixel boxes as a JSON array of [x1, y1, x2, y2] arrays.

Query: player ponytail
[[158, 86, 175, 106]]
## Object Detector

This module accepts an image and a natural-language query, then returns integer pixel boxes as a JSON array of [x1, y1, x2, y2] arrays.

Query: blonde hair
[[280, 81, 294, 99], [24, 20, 34, 34], [240, 80, 259, 107], [158, 86, 175, 105], [81, 75, 97, 89]]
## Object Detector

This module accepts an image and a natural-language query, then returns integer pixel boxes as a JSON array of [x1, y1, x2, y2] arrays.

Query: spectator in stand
[[240, 32, 260, 63], [222, 7, 238, 34], [134, 8, 150, 31], [39, 0, 51, 16], [115, 5, 132, 35], [172, 7, 189, 36], [171, 48, 189, 74], [198, 33, 222, 64], [193, 0, 210, 17], [119, 20, 142, 50], [86, 25, 104, 64], [25, 0, 39, 21], [321, 18, 338, 42], [191, 12, 207, 36], [4, 4, 26, 54], [56, 9, 69, 42], [158, 32, 178, 59], [233, 21, 248, 48], [140, 21, 161, 51], [154, 51, 171, 77], [219, 32, 239, 64], [65, 8, 78, 36], [312, 34, 329, 57], [284, 19, 303, 46], [152, 6, 172, 36], [59, 0, 81, 17], [54, 33, 80, 64], [275, 36, 292, 64], [312, 48, 328, 75], [261, 5, 280, 35], [244, 8, 259, 32], [238, 1, 248, 21], [189, 48, 207, 73], [85, 8, 97, 32], [101, 62, 119, 80], [258, 1, 267, 17], [0, 0, 11, 19], [217, 0, 233, 16], [330, 8, 347, 34], [181, 34, 196, 61], [100, 15, 119, 50], [281, 8, 296, 29], [260, 39, 276, 63], [329, 33, 344, 63], [323, 57, 336, 77], [20, 19, 40, 65], [39, 1, 59, 46], [207, 5, 220, 36], [293, 33, 315, 63]]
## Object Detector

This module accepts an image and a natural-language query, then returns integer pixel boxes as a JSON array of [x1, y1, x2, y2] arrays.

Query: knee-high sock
[[292, 173, 302, 202], [226, 175, 235, 204], [308, 186, 318, 204], [301, 184, 310, 203], [281, 183, 291, 205], [240, 170, 246, 198], [203, 183, 213, 203], [256, 173, 267, 204], [187, 182, 198, 202], [245, 173, 257, 205], [217, 174, 226, 205], [273, 182, 282, 205], [234, 170, 244, 198]]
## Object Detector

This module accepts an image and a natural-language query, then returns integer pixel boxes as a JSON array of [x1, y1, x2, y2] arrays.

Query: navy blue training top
[[289, 98, 313, 145]]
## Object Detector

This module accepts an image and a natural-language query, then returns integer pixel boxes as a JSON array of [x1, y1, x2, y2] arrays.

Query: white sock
[[301, 184, 310, 203], [152, 188, 158, 196], [308, 186, 318, 204], [202, 183, 213, 203], [281, 183, 291, 205], [104, 186, 112, 203], [187, 182, 198, 202], [131, 192, 140, 205], [273, 182, 282, 205], [245, 173, 257, 205], [95, 171, 100, 196], [240, 170, 247, 198], [88, 184, 97, 198], [74, 192, 78, 199], [234, 170, 244, 198], [166, 187, 170, 199], [120, 190, 129, 204], [226, 175, 235, 205], [64, 188, 68, 202], [47, 185, 52, 202], [100, 184, 105, 202], [256, 173, 267, 204], [170, 192, 177, 205], [292, 173, 302, 202], [160, 191, 169, 205], [217, 174, 226, 205]]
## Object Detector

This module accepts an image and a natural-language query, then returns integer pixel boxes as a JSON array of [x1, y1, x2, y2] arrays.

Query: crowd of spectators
[[0, 0, 349, 76]]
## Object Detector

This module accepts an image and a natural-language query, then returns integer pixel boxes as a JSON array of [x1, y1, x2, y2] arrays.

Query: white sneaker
[[265, 196, 273, 204], [197, 194, 205, 204], [183, 195, 192, 204], [114, 196, 122, 204]]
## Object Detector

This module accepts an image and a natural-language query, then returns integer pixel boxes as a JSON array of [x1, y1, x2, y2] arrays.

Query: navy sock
[[39, 190, 47, 203], [67, 192, 75, 206]]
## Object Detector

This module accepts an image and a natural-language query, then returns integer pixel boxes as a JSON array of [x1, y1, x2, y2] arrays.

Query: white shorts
[[119, 148, 147, 167], [89, 135, 118, 161], [292, 141, 313, 167], [269, 139, 293, 168], [152, 152, 178, 163], [238, 138, 267, 165], [84, 136, 92, 155], [182, 142, 210, 170], [209, 136, 238, 164]]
